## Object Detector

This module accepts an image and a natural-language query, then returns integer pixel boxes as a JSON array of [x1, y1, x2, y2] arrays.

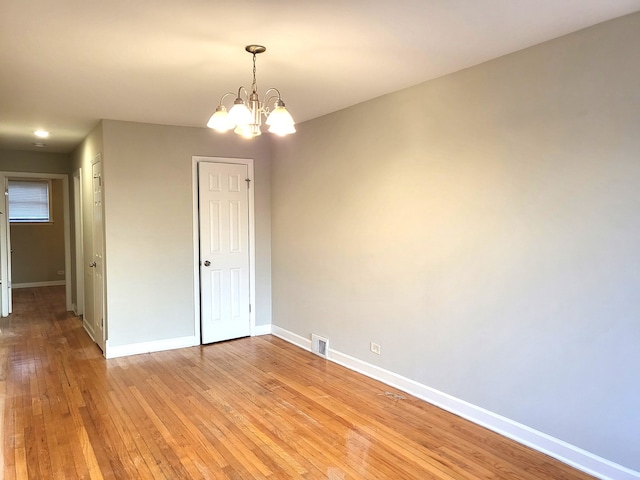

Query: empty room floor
[[0, 287, 594, 479]]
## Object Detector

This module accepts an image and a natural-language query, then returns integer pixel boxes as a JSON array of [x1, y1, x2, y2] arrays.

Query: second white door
[[199, 162, 251, 344]]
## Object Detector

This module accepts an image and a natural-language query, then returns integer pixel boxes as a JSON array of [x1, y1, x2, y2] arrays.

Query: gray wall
[[0, 149, 71, 175], [97, 120, 272, 348], [10, 179, 66, 285], [271, 13, 640, 471]]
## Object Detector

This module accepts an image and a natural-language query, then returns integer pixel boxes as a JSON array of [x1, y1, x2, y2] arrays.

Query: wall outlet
[[57, 270, 65, 275], [370, 342, 381, 355]]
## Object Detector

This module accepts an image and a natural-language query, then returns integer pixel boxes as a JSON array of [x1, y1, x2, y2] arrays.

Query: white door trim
[[0, 174, 10, 317], [192, 156, 256, 344], [0, 171, 72, 312], [73, 168, 84, 316]]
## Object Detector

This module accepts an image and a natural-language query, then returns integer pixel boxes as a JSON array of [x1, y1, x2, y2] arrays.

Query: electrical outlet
[[370, 342, 381, 355]]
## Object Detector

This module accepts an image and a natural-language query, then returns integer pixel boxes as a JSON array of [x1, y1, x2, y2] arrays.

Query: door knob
[[203, 260, 211, 267]]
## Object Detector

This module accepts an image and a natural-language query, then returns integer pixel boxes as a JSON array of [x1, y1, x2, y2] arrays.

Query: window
[[8, 179, 52, 223]]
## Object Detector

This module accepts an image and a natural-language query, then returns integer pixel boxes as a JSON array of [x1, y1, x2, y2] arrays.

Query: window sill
[[10, 221, 54, 226]]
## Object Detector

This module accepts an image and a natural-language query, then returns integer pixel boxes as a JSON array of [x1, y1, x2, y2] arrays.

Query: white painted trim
[[271, 325, 640, 480], [272, 325, 312, 350], [62, 175, 72, 312], [105, 335, 198, 359], [191, 160, 201, 344], [13, 281, 66, 289], [0, 174, 11, 317], [191, 156, 256, 345], [253, 324, 272, 336], [73, 168, 84, 316]]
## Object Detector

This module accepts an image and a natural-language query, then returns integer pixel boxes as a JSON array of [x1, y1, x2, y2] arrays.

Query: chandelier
[[207, 45, 295, 138]]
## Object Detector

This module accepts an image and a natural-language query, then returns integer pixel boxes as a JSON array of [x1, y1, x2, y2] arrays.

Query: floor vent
[[311, 334, 329, 358]]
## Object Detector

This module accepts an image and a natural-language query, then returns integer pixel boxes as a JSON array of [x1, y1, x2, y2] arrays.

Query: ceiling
[[1, 1, 639, 153]]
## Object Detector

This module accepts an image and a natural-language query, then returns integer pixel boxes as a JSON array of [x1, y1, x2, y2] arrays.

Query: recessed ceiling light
[[34, 130, 50, 138]]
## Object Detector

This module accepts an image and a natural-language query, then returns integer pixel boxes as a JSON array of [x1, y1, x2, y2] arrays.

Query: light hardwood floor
[[1, 286, 595, 479]]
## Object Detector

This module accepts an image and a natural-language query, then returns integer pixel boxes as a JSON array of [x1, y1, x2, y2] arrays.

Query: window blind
[[8, 180, 51, 222]]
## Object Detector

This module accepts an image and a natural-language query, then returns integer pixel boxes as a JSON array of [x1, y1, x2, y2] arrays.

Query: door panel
[[92, 159, 106, 351], [199, 162, 251, 344]]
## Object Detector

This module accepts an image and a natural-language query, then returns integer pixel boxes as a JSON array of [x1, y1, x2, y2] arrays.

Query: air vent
[[311, 334, 329, 358]]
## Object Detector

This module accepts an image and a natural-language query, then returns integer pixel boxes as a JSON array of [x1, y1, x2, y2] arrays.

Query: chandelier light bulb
[[228, 101, 252, 127], [235, 124, 261, 138], [268, 123, 296, 136], [266, 103, 296, 136], [206, 106, 234, 132]]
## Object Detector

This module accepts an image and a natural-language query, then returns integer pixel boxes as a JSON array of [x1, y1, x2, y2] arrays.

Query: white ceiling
[[1, 1, 638, 153]]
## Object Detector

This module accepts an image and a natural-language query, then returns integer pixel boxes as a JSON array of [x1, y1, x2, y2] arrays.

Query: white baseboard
[[104, 324, 273, 360], [13, 280, 66, 289], [272, 325, 312, 350], [253, 324, 272, 336], [105, 335, 198, 359], [271, 325, 639, 480]]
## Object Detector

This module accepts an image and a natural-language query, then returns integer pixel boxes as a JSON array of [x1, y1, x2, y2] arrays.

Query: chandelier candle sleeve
[[207, 45, 296, 138]]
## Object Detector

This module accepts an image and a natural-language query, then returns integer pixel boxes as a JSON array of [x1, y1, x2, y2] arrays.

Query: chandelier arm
[[218, 92, 236, 106], [237, 86, 249, 101], [263, 87, 282, 102], [262, 88, 284, 114], [262, 95, 279, 114]]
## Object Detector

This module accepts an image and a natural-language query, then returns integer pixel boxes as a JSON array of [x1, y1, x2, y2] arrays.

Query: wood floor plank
[[14, 446, 27, 480], [1, 286, 598, 479]]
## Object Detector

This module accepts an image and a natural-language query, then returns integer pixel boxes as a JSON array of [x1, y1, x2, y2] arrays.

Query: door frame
[[192, 156, 256, 344], [73, 168, 84, 316], [0, 174, 11, 316], [0, 171, 72, 314]]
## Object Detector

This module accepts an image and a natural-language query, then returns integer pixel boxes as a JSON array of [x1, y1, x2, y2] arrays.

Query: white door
[[92, 159, 106, 351], [0, 175, 11, 317], [199, 162, 251, 344]]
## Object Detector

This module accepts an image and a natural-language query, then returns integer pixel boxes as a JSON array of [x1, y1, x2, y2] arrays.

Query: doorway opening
[[0, 171, 72, 317], [191, 156, 256, 345]]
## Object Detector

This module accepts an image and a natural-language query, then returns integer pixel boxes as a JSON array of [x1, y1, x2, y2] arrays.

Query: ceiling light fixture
[[207, 45, 295, 138], [34, 130, 50, 138]]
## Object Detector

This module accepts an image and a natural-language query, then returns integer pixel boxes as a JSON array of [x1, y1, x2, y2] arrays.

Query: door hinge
[[249, 304, 252, 313]]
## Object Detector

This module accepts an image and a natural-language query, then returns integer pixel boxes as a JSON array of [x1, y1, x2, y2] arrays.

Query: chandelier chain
[[252, 54, 258, 93]]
